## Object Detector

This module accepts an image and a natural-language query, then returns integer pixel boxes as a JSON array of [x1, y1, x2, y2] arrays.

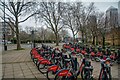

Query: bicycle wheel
[[54, 75, 72, 80], [38, 63, 48, 74], [47, 70, 56, 80], [85, 72, 93, 80], [81, 67, 87, 80], [99, 71, 108, 80], [81, 66, 94, 80], [30, 50, 32, 59], [107, 67, 112, 80], [81, 69, 85, 80], [90, 76, 94, 80], [31, 55, 34, 61], [54, 69, 73, 80], [102, 72, 108, 80]]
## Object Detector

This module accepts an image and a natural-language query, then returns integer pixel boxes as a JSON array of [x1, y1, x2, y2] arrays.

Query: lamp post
[[3, 0, 7, 51], [31, 30, 35, 48]]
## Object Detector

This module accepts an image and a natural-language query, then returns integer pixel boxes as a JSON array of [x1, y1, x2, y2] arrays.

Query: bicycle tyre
[[99, 70, 108, 80], [81, 67, 93, 80], [47, 70, 56, 80], [54, 74, 72, 80], [38, 62, 49, 74]]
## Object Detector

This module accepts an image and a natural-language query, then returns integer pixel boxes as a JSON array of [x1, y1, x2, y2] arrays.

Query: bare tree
[[37, 2, 66, 46], [75, 2, 96, 43], [63, 3, 80, 40], [87, 15, 97, 45], [110, 13, 119, 46], [0, 0, 39, 50], [96, 12, 107, 48]]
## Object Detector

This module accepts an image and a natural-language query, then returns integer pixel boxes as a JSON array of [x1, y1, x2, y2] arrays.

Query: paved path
[[2, 43, 120, 79], [2, 48, 47, 79]]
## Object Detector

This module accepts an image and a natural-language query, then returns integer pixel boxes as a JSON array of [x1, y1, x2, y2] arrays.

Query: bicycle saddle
[[54, 56, 61, 60], [41, 51, 49, 54], [64, 59, 71, 62]]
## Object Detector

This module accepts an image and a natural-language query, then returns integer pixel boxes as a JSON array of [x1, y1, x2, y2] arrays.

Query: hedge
[[20, 40, 57, 44]]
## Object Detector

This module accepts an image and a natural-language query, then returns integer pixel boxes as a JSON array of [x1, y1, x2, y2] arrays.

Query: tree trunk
[[85, 32, 87, 43], [81, 31, 84, 43], [112, 34, 115, 46], [102, 35, 105, 49], [92, 36, 95, 45], [55, 32, 59, 46], [96, 36, 98, 45], [15, 16, 21, 50], [72, 30, 75, 42]]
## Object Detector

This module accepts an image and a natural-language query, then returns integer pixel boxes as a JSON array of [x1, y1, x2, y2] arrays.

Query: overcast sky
[[94, 2, 118, 12]]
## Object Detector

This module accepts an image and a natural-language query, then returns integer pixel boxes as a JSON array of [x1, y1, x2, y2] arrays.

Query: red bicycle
[[54, 58, 90, 80]]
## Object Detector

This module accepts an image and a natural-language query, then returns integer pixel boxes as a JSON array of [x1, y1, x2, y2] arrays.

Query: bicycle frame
[[99, 60, 112, 80], [54, 58, 86, 79]]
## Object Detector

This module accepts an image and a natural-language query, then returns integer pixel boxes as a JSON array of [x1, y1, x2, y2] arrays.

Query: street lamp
[[3, 0, 7, 51], [31, 30, 34, 48], [31, 30, 36, 48]]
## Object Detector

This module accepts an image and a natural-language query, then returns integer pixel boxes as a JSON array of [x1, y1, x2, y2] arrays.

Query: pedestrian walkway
[[2, 48, 46, 79]]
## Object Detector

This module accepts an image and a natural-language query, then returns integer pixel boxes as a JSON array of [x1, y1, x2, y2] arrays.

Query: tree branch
[[7, 19, 17, 33], [58, 24, 64, 32], [10, 2, 17, 15], [0, 16, 16, 33], [45, 23, 53, 31], [0, 7, 15, 21], [18, 12, 39, 23]]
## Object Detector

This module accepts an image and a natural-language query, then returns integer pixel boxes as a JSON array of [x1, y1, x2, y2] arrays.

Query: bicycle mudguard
[[38, 57, 44, 61], [71, 48, 75, 51], [34, 53, 42, 57], [31, 48, 37, 52], [81, 50, 86, 55], [91, 52, 95, 56], [48, 65, 60, 72], [40, 59, 51, 65], [32, 50, 38, 55], [76, 49, 80, 52], [56, 69, 72, 77]]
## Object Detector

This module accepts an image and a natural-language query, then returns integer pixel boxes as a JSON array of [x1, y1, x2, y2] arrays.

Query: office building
[[106, 6, 118, 29]]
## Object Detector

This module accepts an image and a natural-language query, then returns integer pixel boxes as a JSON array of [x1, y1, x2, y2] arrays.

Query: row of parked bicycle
[[63, 43, 120, 65], [30, 43, 114, 80]]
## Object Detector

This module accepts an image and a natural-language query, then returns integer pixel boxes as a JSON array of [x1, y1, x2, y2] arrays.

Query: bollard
[[4, 45, 7, 51]]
